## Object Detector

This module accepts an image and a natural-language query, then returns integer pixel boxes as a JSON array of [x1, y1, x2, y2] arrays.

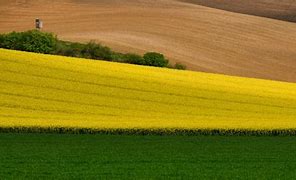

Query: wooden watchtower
[[35, 18, 43, 30]]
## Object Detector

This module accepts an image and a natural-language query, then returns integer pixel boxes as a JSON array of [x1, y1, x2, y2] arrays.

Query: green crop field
[[0, 133, 295, 179]]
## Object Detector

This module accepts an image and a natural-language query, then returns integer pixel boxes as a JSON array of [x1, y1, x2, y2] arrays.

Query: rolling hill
[[0, 0, 296, 82], [1, 48, 296, 134], [181, 0, 296, 22]]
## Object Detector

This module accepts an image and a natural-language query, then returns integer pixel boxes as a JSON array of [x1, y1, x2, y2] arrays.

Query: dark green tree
[[122, 53, 145, 65], [143, 52, 169, 67], [81, 41, 113, 60], [0, 30, 57, 54]]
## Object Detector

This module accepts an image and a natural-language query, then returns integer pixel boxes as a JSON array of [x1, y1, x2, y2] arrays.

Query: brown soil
[[0, 0, 296, 82], [181, 0, 296, 22]]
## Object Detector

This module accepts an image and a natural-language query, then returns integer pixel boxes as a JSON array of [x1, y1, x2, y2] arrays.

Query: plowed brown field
[[1, 0, 296, 82], [181, 0, 296, 22]]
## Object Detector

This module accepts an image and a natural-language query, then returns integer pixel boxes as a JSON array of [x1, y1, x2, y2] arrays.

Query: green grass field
[[0, 133, 295, 179]]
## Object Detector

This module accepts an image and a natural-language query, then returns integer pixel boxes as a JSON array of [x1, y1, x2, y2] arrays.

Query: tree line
[[0, 30, 186, 70]]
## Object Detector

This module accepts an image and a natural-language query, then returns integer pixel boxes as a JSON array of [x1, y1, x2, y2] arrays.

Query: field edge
[[1, 127, 296, 136]]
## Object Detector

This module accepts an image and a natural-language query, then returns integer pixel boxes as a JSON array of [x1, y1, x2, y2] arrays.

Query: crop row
[[0, 126, 296, 136]]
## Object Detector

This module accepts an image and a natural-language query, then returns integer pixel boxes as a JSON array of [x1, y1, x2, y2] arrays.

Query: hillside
[[0, 0, 296, 82], [1, 49, 296, 134], [181, 0, 296, 22]]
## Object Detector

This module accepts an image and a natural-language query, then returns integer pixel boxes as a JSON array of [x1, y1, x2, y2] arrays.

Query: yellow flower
[[0, 48, 296, 133]]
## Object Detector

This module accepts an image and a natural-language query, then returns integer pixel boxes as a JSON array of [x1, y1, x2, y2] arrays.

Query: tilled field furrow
[[2, 67, 295, 103], [2, 55, 296, 97], [1, 77, 295, 113], [1, 91, 295, 118]]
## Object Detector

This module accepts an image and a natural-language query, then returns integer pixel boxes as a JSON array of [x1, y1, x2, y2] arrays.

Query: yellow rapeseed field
[[0, 48, 296, 133]]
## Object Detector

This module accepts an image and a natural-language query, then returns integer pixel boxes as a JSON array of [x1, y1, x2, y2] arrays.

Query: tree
[[143, 52, 169, 67], [122, 53, 145, 65], [0, 30, 57, 54], [174, 63, 186, 70], [81, 41, 113, 60]]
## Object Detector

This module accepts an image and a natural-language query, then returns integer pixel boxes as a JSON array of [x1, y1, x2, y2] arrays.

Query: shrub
[[110, 52, 125, 62], [0, 34, 6, 49], [174, 63, 186, 70], [143, 52, 169, 67], [0, 34, 4, 42], [0, 32, 22, 50], [122, 53, 145, 65], [0, 30, 57, 54], [21, 30, 57, 53], [56, 42, 84, 57], [54, 41, 68, 55], [81, 41, 113, 60]]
